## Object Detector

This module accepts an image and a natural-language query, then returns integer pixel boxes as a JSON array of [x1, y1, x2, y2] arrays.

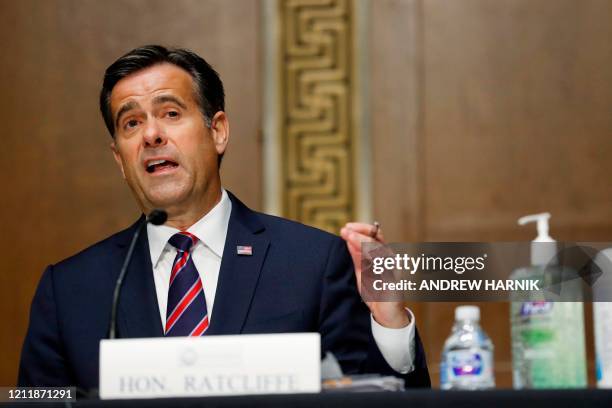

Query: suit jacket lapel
[[115, 218, 165, 338], [207, 192, 270, 335]]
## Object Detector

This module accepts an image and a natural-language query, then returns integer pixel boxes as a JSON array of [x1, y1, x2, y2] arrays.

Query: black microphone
[[108, 209, 167, 339]]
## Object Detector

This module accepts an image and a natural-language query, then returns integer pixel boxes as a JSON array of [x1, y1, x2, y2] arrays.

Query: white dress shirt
[[147, 189, 416, 374]]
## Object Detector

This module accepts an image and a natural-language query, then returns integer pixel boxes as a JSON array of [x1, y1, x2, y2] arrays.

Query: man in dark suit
[[19, 45, 429, 391]]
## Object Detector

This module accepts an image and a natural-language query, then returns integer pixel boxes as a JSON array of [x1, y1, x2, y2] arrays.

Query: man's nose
[[142, 118, 167, 147]]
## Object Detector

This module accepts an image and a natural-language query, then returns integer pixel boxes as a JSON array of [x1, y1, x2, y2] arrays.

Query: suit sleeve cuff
[[370, 308, 416, 374]]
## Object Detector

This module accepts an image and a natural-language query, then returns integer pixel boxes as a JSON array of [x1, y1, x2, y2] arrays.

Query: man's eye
[[166, 111, 180, 118], [125, 119, 139, 129]]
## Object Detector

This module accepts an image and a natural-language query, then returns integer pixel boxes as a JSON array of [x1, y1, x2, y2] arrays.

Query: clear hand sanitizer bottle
[[440, 305, 495, 390], [510, 212, 587, 388]]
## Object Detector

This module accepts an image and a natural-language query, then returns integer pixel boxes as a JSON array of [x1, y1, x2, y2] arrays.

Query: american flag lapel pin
[[236, 245, 253, 256]]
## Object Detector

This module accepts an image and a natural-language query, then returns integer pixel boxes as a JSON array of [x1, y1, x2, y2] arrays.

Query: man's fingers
[[345, 238, 362, 260], [344, 222, 385, 242], [345, 222, 377, 235], [346, 239, 362, 257], [344, 231, 386, 266], [341, 227, 376, 244]]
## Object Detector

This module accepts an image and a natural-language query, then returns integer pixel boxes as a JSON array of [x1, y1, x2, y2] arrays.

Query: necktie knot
[[168, 232, 198, 253]]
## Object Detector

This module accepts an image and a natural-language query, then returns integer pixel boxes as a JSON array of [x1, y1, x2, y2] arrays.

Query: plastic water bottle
[[440, 305, 495, 390]]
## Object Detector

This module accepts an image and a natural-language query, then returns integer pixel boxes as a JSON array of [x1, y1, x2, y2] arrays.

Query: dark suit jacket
[[19, 192, 430, 391]]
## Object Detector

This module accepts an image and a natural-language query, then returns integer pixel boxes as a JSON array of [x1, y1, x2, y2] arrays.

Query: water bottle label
[[445, 350, 492, 378]]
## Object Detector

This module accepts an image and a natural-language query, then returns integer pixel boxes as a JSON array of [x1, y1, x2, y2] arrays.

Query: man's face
[[109, 63, 228, 215]]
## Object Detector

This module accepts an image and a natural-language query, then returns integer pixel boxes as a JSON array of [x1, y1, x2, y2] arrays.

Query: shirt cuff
[[370, 308, 416, 374]]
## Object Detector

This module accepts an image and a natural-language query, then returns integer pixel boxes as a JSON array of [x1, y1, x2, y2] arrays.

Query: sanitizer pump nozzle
[[518, 212, 557, 266]]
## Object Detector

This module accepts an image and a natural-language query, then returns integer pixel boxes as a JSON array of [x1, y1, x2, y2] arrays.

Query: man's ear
[[110, 141, 126, 179], [210, 111, 229, 155]]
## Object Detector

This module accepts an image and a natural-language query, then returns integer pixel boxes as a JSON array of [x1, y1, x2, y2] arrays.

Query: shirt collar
[[147, 189, 232, 268]]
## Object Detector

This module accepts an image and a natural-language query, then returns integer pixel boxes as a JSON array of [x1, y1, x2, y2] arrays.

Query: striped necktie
[[165, 232, 209, 336]]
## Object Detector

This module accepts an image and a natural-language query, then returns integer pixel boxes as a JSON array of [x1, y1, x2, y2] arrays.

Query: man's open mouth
[[145, 159, 179, 173]]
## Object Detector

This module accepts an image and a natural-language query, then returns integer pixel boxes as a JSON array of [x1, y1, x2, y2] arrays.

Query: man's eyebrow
[[114, 101, 140, 128], [152, 95, 187, 109]]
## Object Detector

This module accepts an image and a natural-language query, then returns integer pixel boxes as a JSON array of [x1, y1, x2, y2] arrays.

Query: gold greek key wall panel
[[277, 0, 357, 233]]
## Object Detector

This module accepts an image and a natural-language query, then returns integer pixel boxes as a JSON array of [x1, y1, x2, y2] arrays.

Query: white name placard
[[99, 333, 321, 400]]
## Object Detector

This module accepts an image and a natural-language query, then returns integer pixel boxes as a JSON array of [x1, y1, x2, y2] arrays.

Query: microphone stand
[[108, 210, 167, 339]]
